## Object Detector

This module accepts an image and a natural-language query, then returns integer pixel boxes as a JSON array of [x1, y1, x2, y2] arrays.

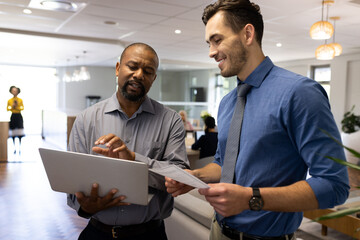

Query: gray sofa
[[165, 156, 216, 240], [165, 189, 214, 240]]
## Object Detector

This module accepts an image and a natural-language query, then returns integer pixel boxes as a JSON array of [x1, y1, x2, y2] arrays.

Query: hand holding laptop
[[93, 133, 135, 161], [74, 133, 137, 214], [75, 183, 130, 215]]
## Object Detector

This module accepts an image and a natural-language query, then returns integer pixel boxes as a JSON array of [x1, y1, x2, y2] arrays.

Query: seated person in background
[[191, 116, 218, 159], [179, 110, 194, 131]]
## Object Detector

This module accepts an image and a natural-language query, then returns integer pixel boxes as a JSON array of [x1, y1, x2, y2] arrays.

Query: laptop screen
[[195, 131, 205, 141]]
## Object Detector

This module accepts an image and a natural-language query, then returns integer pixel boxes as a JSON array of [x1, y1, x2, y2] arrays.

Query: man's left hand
[[92, 134, 135, 160], [199, 183, 252, 217], [75, 183, 130, 215]]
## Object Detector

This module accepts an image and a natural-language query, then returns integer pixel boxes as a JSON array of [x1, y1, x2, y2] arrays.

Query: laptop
[[194, 130, 205, 141], [38, 148, 153, 206]]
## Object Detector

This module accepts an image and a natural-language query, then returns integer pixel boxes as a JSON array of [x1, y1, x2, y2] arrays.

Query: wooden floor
[[0, 135, 87, 240], [0, 135, 356, 240]]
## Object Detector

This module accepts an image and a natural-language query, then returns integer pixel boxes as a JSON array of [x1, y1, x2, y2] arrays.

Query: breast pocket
[[144, 141, 166, 159]]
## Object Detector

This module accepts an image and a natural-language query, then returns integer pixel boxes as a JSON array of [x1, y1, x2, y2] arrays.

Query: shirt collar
[[104, 92, 155, 115], [237, 56, 274, 88]]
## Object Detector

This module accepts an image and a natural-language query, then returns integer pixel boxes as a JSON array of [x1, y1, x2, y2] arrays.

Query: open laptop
[[38, 148, 153, 206], [194, 130, 205, 141]]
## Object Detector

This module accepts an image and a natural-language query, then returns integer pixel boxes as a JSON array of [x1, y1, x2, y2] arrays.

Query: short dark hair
[[9, 86, 20, 94], [119, 42, 159, 69], [205, 116, 216, 129], [202, 0, 264, 47]]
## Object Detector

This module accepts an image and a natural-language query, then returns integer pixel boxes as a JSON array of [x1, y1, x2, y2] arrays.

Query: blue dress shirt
[[214, 57, 349, 236]]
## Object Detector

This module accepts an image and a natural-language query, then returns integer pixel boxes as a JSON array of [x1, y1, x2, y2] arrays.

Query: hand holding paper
[[150, 165, 209, 189]]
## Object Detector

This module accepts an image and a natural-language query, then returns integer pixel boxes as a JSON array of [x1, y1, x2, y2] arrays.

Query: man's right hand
[[75, 183, 130, 215], [92, 134, 135, 161], [165, 170, 195, 197]]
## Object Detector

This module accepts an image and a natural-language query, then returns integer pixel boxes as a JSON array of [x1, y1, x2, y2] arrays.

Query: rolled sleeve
[[287, 80, 349, 208]]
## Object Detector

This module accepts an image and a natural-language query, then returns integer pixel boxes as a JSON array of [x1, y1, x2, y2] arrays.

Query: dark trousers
[[78, 220, 168, 240]]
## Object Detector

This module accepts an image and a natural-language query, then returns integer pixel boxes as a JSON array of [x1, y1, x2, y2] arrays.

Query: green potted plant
[[341, 106, 360, 165], [341, 105, 360, 134]]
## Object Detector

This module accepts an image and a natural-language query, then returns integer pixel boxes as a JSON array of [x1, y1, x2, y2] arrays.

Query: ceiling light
[[40, 0, 77, 11], [175, 29, 182, 34], [309, 0, 334, 40], [310, 21, 333, 40], [328, 42, 342, 56], [315, 43, 335, 60], [104, 21, 117, 25], [276, 43, 282, 47], [329, 16, 342, 56], [28, 0, 85, 12], [23, 9, 32, 14]]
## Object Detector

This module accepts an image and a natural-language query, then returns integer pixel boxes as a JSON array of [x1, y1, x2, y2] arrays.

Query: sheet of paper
[[149, 165, 209, 189]]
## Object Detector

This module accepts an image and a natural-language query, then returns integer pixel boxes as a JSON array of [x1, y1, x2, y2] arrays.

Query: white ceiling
[[0, 0, 360, 70]]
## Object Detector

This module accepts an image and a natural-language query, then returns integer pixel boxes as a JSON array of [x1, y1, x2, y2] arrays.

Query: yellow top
[[7, 97, 24, 113]]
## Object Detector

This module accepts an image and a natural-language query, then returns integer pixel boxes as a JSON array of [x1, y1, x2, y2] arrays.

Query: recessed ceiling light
[[175, 29, 182, 34], [276, 43, 282, 47], [104, 21, 117, 25], [40, 0, 77, 11], [23, 9, 32, 14]]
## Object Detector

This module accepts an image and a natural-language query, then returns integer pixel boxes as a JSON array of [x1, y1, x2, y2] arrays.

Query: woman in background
[[191, 116, 218, 159], [7, 86, 25, 153], [179, 110, 194, 131]]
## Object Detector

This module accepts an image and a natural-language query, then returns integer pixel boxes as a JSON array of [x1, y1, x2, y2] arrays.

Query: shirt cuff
[[306, 177, 335, 209], [78, 207, 93, 219], [134, 152, 150, 165]]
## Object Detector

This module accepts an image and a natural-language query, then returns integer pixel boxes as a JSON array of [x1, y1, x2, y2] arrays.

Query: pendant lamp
[[328, 16, 343, 56], [315, 41, 335, 60], [310, 0, 334, 40]]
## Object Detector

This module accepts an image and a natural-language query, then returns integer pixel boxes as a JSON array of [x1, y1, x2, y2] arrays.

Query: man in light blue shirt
[[165, 1, 349, 239]]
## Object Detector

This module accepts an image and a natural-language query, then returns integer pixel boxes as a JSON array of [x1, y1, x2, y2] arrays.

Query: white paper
[[150, 165, 209, 189]]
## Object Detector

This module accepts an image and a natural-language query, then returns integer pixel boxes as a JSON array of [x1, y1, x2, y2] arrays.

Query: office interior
[[1, 0, 360, 239]]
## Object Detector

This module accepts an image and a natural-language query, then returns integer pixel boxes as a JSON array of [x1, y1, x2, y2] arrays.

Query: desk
[[0, 121, 9, 161], [303, 190, 360, 239], [42, 110, 78, 150], [185, 137, 200, 169]]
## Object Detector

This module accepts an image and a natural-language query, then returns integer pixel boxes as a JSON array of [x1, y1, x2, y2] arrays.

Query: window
[[311, 65, 331, 98], [213, 74, 237, 118]]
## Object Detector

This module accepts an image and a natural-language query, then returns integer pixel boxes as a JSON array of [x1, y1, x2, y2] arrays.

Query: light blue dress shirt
[[214, 57, 349, 236]]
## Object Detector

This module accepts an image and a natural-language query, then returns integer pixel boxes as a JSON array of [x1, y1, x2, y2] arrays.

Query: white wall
[[276, 52, 360, 130], [347, 60, 360, 113], [56, 66, 116, 112]]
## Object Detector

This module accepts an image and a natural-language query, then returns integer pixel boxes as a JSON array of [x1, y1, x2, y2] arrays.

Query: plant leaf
[[320, 129, 360, 159], [314, 206, 360, 221], [324, 156, 360, 170]]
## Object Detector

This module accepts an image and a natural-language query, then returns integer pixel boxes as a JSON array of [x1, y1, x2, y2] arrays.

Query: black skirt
[[10, 113, 24, 129], [9, 113, 25, 137]]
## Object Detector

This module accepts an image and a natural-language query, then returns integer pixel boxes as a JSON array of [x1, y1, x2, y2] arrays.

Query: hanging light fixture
[[328, 16, 342, 56], [315, 41, 335, 60], [310, 0, 334, 40]]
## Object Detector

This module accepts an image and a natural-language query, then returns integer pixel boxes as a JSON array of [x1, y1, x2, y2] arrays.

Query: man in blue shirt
[[165, 0, 350, 239]]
